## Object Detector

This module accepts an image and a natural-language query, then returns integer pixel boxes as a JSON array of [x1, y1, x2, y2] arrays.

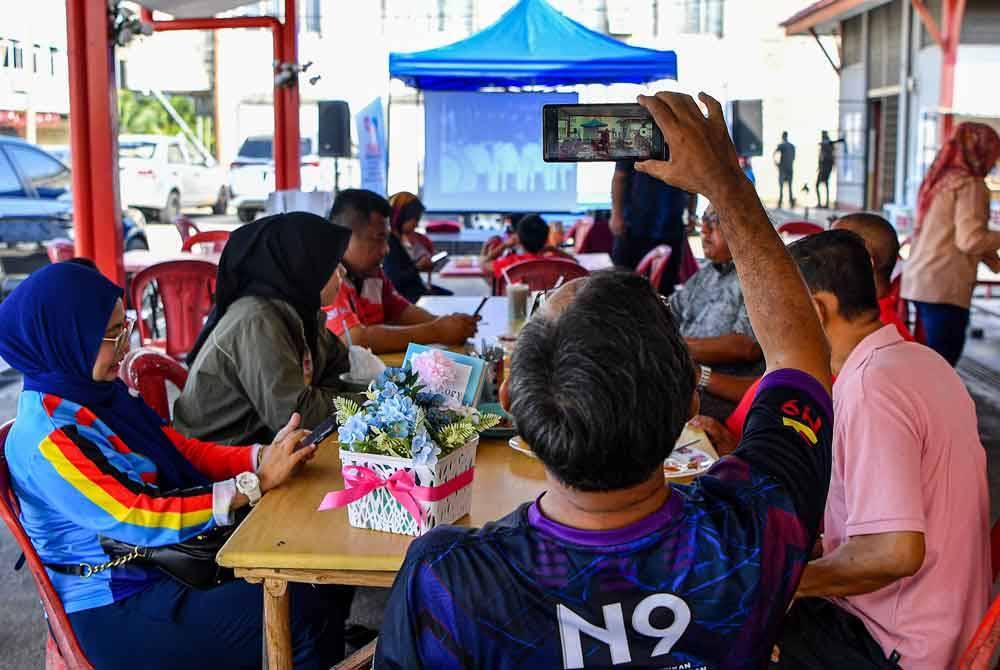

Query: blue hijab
[[0, 263, 209, 490]]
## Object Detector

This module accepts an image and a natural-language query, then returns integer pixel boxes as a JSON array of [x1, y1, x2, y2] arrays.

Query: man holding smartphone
[[610, 160, 696, 295]]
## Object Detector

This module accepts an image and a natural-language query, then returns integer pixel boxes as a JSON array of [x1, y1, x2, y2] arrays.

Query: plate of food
[[663, 442, 717, 479], [478, 402, 516, 439], [508, 435, 536, 459]]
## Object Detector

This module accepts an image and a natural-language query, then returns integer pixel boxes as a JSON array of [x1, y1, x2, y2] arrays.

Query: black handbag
[[47, 523, 238, 590]]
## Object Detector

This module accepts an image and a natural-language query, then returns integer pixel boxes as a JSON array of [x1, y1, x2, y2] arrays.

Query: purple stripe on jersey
[[756, 368, 832, 420], [527, 490, 682, 548]]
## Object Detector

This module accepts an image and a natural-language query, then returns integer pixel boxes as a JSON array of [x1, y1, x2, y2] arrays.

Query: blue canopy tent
[[388, 0, 677, 90]]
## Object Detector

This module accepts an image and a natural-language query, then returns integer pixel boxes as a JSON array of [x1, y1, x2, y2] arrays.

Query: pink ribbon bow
[[317, 465, 475, 530]]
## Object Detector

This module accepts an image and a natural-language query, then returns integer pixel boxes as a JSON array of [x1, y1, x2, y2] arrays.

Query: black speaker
[[731, 99, 763, 157], [318, 101, 351, 158]]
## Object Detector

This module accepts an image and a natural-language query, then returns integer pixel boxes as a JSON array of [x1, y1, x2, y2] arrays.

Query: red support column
[[66, 0, 124, 285], [276, 0, 301, 191], [939, 0, 967, 138]]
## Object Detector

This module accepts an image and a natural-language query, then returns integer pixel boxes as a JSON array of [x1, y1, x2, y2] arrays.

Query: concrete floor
[[2, 214, 1000, 667]]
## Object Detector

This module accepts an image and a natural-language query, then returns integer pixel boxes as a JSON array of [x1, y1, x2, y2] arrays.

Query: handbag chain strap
[[78, 545, 147, 578]]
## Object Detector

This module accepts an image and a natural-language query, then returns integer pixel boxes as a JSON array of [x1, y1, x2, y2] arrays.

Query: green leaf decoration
[[334, 397, 361, 424], [476, 413, 503, 432]]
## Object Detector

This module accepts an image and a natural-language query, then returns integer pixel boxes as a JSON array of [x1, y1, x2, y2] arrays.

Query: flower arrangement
[[334, 366, 502, 467]]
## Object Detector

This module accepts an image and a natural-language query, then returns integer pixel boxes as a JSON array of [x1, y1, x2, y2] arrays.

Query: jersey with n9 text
[[375, 370, 832, 670]]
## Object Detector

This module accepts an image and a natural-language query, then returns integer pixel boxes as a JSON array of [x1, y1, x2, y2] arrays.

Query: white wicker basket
[[338, 437, 478, 536]]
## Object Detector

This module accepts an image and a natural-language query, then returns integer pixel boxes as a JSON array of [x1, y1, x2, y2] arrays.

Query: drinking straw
[[342, 319, 353, 348]]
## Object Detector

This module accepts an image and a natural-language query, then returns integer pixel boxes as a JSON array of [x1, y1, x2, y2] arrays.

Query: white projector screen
[[423, 91, 579, 212]]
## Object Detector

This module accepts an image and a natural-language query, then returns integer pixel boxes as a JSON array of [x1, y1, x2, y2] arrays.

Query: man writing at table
[[376, 91, 834, 669], [772, 231, 989, 669], [323, 189, 479, 354]]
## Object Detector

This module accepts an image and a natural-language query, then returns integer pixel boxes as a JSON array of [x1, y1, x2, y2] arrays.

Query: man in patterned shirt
[[670, 204, 763, 418], [376, 91, 834, 670]]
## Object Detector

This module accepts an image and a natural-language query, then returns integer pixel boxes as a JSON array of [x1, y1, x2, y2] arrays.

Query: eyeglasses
[[101, 315, 135, 354]]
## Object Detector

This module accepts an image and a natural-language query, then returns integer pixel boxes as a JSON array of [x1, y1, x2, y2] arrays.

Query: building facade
[[784, 0, 1000, 228], [0, 0, 70, 144]]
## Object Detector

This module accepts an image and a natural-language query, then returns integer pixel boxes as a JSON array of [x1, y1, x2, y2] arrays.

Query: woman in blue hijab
[[0, 262, 352, 668]]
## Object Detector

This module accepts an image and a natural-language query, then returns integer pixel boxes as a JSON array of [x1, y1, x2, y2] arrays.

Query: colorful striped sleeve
[[33, 422, 217, 548], [161, 426, 254, 481]]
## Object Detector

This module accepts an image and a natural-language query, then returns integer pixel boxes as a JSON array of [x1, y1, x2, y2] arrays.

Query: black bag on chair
[[97, 526, 235, 590]]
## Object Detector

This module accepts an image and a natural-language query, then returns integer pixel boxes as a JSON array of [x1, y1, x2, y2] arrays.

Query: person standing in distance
[[775, 131, 796, 209]]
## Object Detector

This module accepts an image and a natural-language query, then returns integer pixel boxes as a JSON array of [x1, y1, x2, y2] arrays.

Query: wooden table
[[440, 252, 613, 278], [122, 249, 220, 274], [217, 437, 547, 669]]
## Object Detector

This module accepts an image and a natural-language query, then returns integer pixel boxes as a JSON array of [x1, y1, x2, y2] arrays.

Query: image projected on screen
[[557, 113, 653, 160], [424, 91, 578, 212]]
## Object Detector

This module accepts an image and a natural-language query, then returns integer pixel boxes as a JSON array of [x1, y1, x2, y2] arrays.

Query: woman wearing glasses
[[0, 262, 353, 668]]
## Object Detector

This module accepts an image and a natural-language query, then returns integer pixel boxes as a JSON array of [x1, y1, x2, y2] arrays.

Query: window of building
[[841, 15, 862, 66], [7, 145, 71, 199], [49, 47, 57, 76], [300, 0, 321, 34], [2, 39, 24, 69], [681, 0, 724, 38]]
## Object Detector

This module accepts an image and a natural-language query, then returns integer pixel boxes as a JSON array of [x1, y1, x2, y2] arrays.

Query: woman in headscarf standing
[[902, 122, 1000, 365], [383, 192, 452, 303], [0, 262, 352, 668], [174, 211, 352, 445]]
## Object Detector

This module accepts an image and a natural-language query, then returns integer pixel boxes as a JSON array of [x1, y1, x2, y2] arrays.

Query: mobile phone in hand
[[294, 415, 338, 452], [542, 103, 668, 163]]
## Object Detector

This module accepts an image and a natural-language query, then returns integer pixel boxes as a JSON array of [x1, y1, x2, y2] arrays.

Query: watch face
[[237, 472, 259, 490]]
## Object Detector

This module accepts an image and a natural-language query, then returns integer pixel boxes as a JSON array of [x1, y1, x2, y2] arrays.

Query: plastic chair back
[[181, 230, 230, 254], [173, 215, 201, 243], [0, 421, 94, 670], [576, 219, 614, 254], [119, 348, 189, 421], [500, 258, 588, 295], [44, 239, 75, 264], [636, 244, 673, 290], [426, 220, 461, 234], [677, 238, 700, 285], [777, 221, 825, 237], [957, 591, 1000, 669], [129, 260, 217, 361], [408, 232, 435, 255]]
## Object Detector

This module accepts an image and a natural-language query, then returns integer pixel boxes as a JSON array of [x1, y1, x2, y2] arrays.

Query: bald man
[[832, 213, 914, 341]]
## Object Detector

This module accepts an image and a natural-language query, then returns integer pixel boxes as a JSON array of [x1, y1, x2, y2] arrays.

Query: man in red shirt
[[480, 214, 557, 279], [832, 213, 914, 341], [323, 189, 478, 354]]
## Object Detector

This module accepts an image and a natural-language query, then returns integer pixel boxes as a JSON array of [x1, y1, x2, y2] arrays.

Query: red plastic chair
[[44, 239, 75, 264], [181, 230, 230, 254], [425, 220, 461, 234], [499, 258, 589, 295], [408, 231, 435, 256], [576, 219, 614, 254], [129, 260, 217, 361], [777, 221, 825, 237], [957, 591, 1000, 669], [0, 421, 95, 670], [173, 215, 201, 243], [636, 245, 673, 292], [118, 348, 189, 421]]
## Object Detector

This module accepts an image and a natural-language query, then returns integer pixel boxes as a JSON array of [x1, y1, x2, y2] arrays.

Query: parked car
[[119, 134, 229, 222], [0, 136, 149, 250], [228, 135, 325, 223]]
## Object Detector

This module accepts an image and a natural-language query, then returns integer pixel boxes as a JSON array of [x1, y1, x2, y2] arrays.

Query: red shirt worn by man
[[324, 268, 411, 336], [492, 251, 544, 279]]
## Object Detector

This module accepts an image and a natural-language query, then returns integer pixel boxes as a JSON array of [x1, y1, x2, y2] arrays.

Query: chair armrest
[[335, 639, 377, 670]]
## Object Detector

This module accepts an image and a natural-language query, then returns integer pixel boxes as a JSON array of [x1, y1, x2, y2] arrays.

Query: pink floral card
[[403, 344, 486, 407]]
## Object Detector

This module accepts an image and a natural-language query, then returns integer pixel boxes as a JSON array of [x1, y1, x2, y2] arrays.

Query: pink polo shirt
[[825, 325, 990, 669]]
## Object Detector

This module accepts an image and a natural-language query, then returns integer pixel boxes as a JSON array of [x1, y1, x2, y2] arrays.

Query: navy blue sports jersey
[[376, 370, 832, 670]]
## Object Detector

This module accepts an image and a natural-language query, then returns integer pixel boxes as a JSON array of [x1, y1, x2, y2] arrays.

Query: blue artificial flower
[[376, 395, 417, 427], [377, 367, 408, 388], [415, 391, 447, 408], [338, 414, 370, 445], [425, 408, 451, 431], [411, 426, 441, 466], [379, 381, 400, 400]]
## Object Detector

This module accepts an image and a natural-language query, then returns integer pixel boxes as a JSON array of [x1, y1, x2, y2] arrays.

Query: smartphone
[[430, 250, 449, 271], [294, 415, 338, 452], [542, 103, 668, 163]]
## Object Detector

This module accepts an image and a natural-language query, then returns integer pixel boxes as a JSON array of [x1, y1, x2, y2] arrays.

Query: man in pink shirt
[[773, 230, 990, 669]]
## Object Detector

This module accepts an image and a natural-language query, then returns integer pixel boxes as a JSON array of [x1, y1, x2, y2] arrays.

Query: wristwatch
[[697, 365, 713, 391], [235, 471, 262, 506]]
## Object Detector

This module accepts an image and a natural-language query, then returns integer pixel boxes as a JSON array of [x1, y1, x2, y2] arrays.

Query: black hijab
[[187, 211, 352, 364]]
